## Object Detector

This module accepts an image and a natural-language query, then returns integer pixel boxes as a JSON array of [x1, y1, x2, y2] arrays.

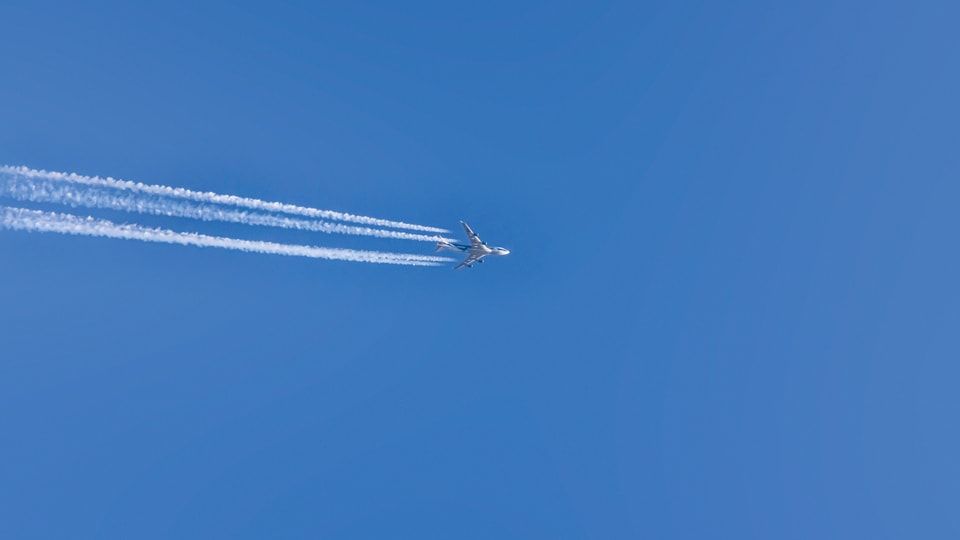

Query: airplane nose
[[502, 249, 510, 255]]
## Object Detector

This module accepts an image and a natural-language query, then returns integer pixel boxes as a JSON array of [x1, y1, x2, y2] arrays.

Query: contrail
[[0, 206, 454, 266], [0, 176, 455, 243], [0, 165, 449, 234]]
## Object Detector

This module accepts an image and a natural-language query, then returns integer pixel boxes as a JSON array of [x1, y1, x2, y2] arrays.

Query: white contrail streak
[[0, 165, 449, 234], [0, 176, 455, 243], [0, 206, 454, 266]]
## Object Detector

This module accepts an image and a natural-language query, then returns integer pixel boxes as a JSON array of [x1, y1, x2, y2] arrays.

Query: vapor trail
[[0, 206, 454, 266], [0, 165, 449, 234], [0, 177, 454, 243]]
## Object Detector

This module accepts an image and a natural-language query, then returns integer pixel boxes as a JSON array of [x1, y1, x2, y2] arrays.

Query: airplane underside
[[436, 221, 509, 270]]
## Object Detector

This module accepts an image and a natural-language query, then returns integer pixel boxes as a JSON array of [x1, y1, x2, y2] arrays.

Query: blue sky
[[1, 1, 958, 538]]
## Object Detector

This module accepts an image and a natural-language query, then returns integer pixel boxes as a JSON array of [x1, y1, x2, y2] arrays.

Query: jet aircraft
[[436, 221, 510, 269]]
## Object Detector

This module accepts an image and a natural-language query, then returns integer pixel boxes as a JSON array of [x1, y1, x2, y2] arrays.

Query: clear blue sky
[[2, 1, 958, 538]]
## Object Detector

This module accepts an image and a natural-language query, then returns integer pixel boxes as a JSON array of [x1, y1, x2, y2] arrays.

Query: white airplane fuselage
[[439, 242, 510, 258]]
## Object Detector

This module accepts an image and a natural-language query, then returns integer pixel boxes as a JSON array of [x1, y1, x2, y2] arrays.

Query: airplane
[[436, 221, 510, 269]]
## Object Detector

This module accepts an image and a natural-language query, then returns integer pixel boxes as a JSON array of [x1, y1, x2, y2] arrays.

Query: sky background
[[1, 1, 958, 538]]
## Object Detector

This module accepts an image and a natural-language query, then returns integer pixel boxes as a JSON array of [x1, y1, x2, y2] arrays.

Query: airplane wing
[[454, 253, 482, 270], [461, 221, 484, 248]]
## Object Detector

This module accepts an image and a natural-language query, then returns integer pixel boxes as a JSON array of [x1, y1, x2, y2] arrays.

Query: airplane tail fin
[[435, 239, 455, 252]]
